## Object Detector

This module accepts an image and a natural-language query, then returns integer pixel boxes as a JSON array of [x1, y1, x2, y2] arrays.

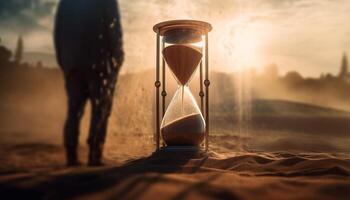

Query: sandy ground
[[0, 134, 349, 200]]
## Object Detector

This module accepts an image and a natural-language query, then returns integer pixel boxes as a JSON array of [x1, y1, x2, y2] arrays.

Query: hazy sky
[[0, 0, 349, 76]]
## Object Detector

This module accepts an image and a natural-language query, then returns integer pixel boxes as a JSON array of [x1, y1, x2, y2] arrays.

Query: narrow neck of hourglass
[[177, 84, 189, 88], [170, 64, 198, 86], [173, 75, 191, 86]]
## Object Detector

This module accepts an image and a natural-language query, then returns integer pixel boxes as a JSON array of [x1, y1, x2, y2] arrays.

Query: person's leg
[[87, 63, 117, 166], [64, 69, 88, 166]]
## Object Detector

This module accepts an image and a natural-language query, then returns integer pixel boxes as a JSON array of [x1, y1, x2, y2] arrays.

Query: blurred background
[[0, 0, 350, 169]]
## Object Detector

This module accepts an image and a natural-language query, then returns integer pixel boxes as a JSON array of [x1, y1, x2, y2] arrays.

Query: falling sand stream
[[234, 68, 252, 149]]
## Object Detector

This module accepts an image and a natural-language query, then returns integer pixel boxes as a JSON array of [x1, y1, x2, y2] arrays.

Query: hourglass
[[153, 20, 212, 152]]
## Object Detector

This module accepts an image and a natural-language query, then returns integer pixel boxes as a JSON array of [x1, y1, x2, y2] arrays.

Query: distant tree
[[14, 36, 23, 66], [0, 40, 12, 66], [319, 73, 325, 79], [22, 62, 30, 68], [36, 61, 43, 68], [263, 63, 279, 79], [284, 71, 303, 84], [338, 52, 349, 79], [325, 73, 334, 80]]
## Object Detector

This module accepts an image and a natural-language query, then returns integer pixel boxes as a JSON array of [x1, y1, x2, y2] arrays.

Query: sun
[[222, 15, 263, 72], [232, 28, 261, 69]]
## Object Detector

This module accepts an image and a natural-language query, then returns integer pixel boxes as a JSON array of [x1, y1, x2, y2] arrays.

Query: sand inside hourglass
[[161, 44, 205, 145], [162, 44, 202, 86], [163, 44, 202, 109], [161, 113, 205, 146]]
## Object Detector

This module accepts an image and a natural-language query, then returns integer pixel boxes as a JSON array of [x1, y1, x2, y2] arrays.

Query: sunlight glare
[[225, 15, 263, 72]]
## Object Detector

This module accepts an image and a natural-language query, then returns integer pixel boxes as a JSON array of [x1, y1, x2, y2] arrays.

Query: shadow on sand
[[1, 145, 350, 200], [0, 150, 240, 200]]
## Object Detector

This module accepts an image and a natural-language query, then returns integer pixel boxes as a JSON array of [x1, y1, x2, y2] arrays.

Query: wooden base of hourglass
[[161, 44, 205, 146]]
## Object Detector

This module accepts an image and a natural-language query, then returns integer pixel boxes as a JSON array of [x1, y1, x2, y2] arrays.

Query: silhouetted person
[[54, 0, 124, 166]]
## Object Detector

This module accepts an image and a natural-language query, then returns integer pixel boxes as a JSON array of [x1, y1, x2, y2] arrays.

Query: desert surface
[[0, 66, 349, 200]]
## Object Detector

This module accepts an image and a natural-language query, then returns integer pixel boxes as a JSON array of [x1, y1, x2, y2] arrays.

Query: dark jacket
[[54, 0, 124, 72]]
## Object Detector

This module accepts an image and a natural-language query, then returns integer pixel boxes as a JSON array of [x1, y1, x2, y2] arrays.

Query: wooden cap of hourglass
[[163, 45, 203, 85]]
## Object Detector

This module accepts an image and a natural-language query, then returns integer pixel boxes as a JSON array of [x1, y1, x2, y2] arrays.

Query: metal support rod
[[199, 61, 204, 114], [204, 33, 210, 152], [155, 33, 161, 151], [162, 40, 166, 117]]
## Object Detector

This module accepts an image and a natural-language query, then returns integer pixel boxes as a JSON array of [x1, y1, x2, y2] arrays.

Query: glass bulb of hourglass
[[161, 44, 205, 146], [162, 44, 202, 86]]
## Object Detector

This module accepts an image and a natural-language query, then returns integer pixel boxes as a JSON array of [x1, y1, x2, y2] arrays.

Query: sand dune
[[0, 140, 349, 200]]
